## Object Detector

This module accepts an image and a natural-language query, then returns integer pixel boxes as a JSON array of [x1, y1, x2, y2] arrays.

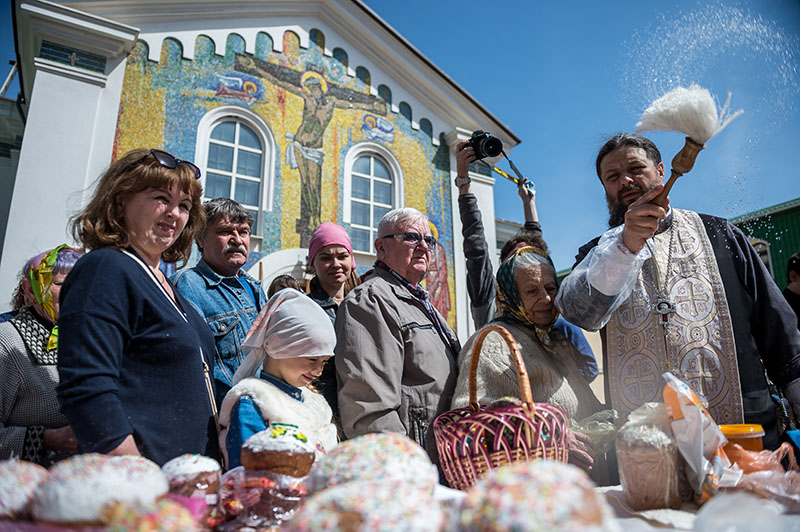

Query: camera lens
[[480, 136, 503, 158]]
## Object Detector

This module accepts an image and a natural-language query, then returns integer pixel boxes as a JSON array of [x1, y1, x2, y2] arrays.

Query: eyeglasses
[[380, 232, 437, 249], [130, 149, 202, 179]]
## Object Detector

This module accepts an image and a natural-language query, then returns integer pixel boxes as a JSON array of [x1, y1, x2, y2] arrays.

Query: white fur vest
[[219, 377, 338, 464]]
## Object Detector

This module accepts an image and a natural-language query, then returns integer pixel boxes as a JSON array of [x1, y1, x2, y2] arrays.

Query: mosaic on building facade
[[113, 28, 457, 325]]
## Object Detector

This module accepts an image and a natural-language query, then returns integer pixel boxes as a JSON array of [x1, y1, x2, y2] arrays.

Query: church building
[[2, 0, 519, 341]]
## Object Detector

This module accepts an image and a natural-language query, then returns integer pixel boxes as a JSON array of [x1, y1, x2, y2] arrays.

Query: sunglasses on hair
[[380, 232, 437, 249], [132, 149, 202, 179]]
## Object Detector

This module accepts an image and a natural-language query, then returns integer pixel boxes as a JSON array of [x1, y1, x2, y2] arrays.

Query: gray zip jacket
[[334, 267, 459, 462]]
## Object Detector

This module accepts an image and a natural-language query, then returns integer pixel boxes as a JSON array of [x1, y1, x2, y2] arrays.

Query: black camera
[[466, 130, 503, 160]]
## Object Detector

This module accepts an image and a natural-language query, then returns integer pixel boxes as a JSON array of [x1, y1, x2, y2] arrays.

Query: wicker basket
[[433, 324, 569, 490]]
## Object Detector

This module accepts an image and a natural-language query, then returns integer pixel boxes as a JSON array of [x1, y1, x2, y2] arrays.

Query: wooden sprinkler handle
[[652, 136, 705, 208]]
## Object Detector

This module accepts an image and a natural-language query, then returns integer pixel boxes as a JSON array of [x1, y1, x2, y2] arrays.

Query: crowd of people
[[1, 134, 799, 489]]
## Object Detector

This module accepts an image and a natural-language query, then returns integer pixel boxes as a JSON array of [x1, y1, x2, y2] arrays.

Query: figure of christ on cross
[[235, 54, 388, 245]]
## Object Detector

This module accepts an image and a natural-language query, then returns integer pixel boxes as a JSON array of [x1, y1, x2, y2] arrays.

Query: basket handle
[[468, 324, 534, 414]]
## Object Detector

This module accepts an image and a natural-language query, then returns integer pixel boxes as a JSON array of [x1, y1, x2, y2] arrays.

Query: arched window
[[332, 48, 348, 69], [355, 66, 371, 88], [206, 121, 263, 230], [377, 85, 391, 106], [195, 106, 277, 238], [343, 143, 404, 254], [398, 102, 412, 122], [419, 118, 433, 138]]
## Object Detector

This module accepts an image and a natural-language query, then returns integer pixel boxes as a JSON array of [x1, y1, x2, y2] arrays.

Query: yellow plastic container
[[719, 424, 765, 452]]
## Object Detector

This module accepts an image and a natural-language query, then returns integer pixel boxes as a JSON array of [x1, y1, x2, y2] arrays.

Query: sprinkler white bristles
[[635, 84, 743, 144]]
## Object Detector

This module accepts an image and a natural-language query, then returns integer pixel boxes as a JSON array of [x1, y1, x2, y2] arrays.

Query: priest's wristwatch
[[455, 175, 471, 187]]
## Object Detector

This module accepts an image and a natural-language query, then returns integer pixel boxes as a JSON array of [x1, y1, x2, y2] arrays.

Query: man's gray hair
[[377, 207, 428, 237], [199, 198, 254, 243]]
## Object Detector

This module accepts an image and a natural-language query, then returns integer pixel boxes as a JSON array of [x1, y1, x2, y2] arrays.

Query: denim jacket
[[172, 259, 267, 404]]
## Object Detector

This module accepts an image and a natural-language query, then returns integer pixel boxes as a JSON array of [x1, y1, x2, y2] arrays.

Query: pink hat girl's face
[[313, 245, 353, 288]]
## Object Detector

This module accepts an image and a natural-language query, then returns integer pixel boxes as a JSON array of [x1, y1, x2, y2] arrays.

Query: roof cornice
[[15, 0, 138, 105], [21, 0, 139, 57], [54, 0, 519, 146]]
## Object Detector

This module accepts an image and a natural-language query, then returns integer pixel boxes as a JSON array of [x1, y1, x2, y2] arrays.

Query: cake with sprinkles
[[241, 424, 316, 477], [0, 459, 49, 519], [459, 460, 620, 532], [30, 453, 168, 526], [102, 498, 198, 532], [307, 432, 437, 493], [284, 480, 443, 532]]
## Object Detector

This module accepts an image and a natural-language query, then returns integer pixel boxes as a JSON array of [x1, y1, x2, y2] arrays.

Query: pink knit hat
[[308, 222, 356, 268]]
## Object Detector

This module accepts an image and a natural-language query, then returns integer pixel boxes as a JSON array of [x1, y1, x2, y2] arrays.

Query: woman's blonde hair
[[70, 149, 204, 266]]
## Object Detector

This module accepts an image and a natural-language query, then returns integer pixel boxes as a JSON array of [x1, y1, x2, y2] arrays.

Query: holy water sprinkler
[[635, 84, 743, 207]]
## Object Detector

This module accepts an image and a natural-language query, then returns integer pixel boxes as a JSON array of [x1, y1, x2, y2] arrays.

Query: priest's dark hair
[[596, 133, 662, 179]]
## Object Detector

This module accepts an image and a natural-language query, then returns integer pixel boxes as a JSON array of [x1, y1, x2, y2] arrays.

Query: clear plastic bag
[[571, 409, 619, 454], [692, 492, 798, 531], [615, 402, 683, 510], [556, 225, 650, 330], [734, 470, 800, 513], [662, 372, 740, 502], [721, 443, 800, 514], [211, 466, 308, 530], [725, 442, 798, 475]]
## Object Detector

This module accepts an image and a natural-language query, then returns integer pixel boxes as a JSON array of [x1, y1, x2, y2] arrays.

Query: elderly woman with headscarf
[[219, 289, 338, 468], [305, 222, 359, 419], [451, 246, 602, 472], [0, 244, 82, 465]]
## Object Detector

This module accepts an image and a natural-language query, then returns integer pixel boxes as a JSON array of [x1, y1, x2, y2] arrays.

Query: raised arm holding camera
[[455, 131, 598, 383], [456, 134, 538, 327]]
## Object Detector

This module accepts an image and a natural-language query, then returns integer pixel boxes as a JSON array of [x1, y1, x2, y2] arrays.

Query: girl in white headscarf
[[218, 289, 338, 468]]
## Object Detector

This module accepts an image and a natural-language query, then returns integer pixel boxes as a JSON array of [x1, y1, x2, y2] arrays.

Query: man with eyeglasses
[[335, 208, 459, 463]]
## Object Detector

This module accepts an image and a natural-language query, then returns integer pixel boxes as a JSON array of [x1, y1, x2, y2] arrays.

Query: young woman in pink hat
[[305, 222, 359, 423]]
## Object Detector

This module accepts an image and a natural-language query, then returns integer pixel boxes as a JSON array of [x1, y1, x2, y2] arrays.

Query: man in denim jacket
[[173, 199, 267, 405]]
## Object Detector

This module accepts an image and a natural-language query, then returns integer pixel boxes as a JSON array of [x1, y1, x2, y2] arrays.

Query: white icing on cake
[[244, 427, 314, 455], [286, 480, 443, 532], [0, 459, 49, 518], [31, 454, 168, 524], [161, 454, 221, 481], [460, 460, 620, 532], [307, 432, 437, 493]]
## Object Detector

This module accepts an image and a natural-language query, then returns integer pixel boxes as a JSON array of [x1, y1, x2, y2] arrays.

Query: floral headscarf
[[493, 246, 560, 347], [28, 244, 83, 350]]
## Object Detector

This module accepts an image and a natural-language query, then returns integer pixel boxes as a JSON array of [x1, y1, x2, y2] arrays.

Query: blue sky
[[2, 1, 799, 271], [364, 0, 800, 270], [1, 2, 18, 97]]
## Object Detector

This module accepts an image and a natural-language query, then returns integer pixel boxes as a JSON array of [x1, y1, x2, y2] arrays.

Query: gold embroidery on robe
[[606, 209, 743, 424]]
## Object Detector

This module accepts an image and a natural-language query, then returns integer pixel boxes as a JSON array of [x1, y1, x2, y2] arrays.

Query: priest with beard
[[556, 133, 800, 450]]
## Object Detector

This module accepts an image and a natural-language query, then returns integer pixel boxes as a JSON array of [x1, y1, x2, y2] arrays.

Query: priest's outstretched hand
[[621, 185, 669, 254]]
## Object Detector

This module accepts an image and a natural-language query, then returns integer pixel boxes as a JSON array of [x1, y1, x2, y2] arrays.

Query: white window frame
[[195, 106, 277, 239], [343, 142, 404, 255]]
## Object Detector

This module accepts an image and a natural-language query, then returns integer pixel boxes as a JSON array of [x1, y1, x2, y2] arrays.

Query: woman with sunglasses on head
[[57, 149, 219, 465], [0, 245, 82, 466], [304, 222, 360, 421]]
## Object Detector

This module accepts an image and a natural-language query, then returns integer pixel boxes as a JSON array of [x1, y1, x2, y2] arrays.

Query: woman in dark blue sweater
[[57, 149, 219, 465]]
